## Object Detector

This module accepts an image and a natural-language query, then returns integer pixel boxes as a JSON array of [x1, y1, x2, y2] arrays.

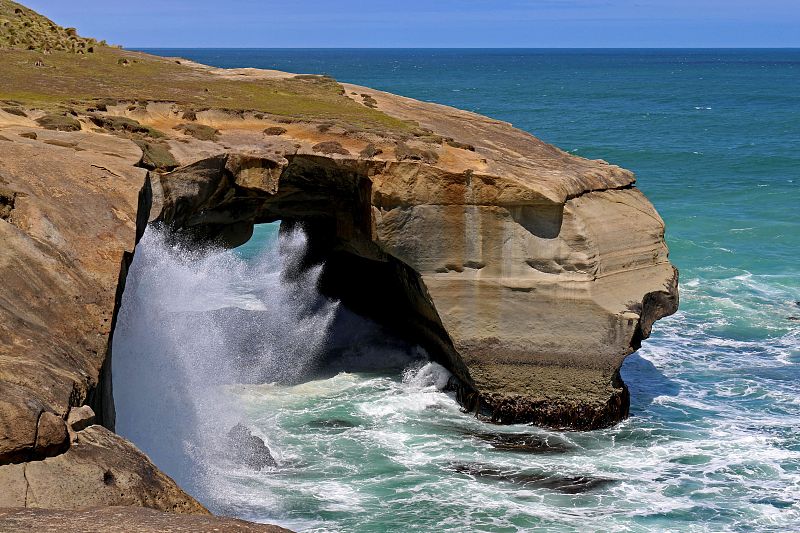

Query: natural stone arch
[[145, 151, 678, 430]]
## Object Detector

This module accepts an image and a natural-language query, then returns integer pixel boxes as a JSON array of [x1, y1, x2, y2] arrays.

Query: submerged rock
[[227, 423, 276, 470], [467, 431, 573, 454], [306, 419, 358, 430], [447, 462, 614, 494]]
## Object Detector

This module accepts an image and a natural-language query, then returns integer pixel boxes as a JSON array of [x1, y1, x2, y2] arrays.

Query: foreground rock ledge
[[0, 507, 290, 533]]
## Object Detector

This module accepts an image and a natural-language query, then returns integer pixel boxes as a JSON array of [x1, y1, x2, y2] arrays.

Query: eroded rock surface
[[0, 507, 290, 532], [0, 426, 207, 513]]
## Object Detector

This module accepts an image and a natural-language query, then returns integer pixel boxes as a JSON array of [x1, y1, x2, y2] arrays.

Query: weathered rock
[[150, 132, 678, 429], [447, 461, 614, 494], [34, 412, 69, 458], [228, 423, 276, 470], [0, 507, 291, 532], [67, 405, 96, 433], [0, 426, 207, 513], [0, 130, 145, 464], [467, 431, 573, 453]]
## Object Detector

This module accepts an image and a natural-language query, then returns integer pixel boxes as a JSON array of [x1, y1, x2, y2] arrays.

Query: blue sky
[[25, 1, 800, 48]]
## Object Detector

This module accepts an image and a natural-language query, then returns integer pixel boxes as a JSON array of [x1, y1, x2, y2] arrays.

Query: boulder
[[34, 412, 69, 458], [227, 423, 276, 470], [67, 405, 96, 433]]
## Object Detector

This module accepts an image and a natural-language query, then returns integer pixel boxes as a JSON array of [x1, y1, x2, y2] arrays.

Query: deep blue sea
[[119, 49, 799, 531]]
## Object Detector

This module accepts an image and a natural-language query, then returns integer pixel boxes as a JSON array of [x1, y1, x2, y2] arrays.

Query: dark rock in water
[[307, 419, 357, 430], [787, 316, 799, 321], [468, 431, 573, 454], [447, 462, 614, 494], [228, 423, 276, 470]]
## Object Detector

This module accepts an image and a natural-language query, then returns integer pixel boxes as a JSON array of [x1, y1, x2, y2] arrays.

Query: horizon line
[[130, 46, 800, 50]]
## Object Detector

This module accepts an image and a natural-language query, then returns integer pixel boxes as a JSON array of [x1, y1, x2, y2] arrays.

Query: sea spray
[[112, 224, 338, 499]]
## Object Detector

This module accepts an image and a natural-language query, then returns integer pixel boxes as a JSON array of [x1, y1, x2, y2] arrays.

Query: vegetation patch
[[312, 141, 350, 155], [359, 144, 382, 158], [36, 112, 81, 131], [445, 138, 476, 151], [1, 106, 26, 116], [0, 186, 15, 220], [360, 93, 378, 108], [0, 0, 105, 53], [89, 115, 165, 138], [87, 98, 117, 112], [263, 126, 287, 136], [134, 139, 178, 171], [174, 123, 219, 141], [395, 141, 439, 164]]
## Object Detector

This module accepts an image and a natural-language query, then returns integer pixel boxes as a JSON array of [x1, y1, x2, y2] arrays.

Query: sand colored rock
[[0, 507, 290, 532], [0, 426, 207, 513]]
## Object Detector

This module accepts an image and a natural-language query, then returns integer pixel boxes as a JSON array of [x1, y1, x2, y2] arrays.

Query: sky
[[24, 1, 800, 48]]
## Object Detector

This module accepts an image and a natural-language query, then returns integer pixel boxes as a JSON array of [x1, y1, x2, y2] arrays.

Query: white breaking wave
[[112, 224, 338, 499]]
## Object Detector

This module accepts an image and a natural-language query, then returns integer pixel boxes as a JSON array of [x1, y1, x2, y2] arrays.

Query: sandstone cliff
[[0, 0, 678, 524]]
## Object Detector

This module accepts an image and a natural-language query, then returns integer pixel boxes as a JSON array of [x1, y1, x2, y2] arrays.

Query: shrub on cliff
[[394, 141, 439, 164], [36, 113, 80, 131], [134, 140, 178, 171], [89, 115, 165, 138], [173, 123, 219, 141], [263, 126, 287, 136], [312, 140, 350, 155]]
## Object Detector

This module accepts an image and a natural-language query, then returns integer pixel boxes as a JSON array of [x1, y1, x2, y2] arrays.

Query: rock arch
[[146, 151, 678, 430]]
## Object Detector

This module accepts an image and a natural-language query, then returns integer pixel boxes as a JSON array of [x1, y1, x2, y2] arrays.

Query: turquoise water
[[124, 50, 799, 531]]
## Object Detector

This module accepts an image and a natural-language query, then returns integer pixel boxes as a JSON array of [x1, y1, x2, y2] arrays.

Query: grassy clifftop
[[0, 1, 413, 132], [0, 0, 102, 52]]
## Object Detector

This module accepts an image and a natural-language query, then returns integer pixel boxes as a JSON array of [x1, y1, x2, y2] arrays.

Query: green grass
[[0, 0, 101, 52], [0, 47, 414, 133], [0, 0, 416, 134]]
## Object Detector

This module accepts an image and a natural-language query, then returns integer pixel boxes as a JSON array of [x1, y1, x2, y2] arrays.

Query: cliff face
[[0, 0, 677, 521]]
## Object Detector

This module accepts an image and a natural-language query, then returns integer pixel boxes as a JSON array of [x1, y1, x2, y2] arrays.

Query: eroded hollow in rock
[[149, 153, 468, 386]]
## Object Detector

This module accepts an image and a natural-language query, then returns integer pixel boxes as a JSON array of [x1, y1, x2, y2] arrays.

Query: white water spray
[[112, 224, 338, 499]]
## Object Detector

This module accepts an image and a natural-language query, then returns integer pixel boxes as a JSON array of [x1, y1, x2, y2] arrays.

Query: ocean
[[114, 49, 800, 532]]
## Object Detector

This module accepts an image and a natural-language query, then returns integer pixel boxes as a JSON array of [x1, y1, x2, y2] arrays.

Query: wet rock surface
[[307, 419, 358, 430], [466, 431, 574, 454], [447, 462, 615, 494], [228, 423, 276, 470]]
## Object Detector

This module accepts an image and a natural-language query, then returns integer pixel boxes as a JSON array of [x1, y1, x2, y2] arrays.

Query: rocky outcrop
[[228, 423, 276, 470], [0, 426, 207, 512], [0, 4, 677, 523], [145, 92, 678, 429], [0, 124, 205, 513]]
